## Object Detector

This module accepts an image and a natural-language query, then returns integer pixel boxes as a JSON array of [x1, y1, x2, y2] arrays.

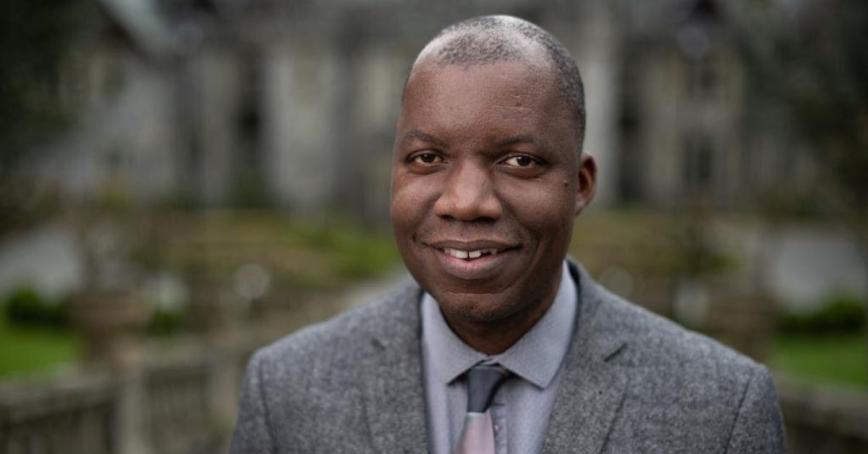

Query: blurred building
[[6, 0, 863, 306], [39, 0, 818, 219], [616, 0, 824, 212], [45, 0, 604, 220]]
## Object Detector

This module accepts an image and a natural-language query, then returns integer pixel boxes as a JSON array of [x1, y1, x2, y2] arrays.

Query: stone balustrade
[[0, 373, 116, 454], [1, 335, 867, 453], [0, 335, 258, 454], [776, 376, 868, 453]]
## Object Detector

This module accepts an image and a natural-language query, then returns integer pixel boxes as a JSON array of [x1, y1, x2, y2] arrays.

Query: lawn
[[770, 332, 868, 389], [0, 316, 80, 379]]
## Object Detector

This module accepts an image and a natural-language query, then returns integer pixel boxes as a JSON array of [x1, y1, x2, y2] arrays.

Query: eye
[[502, 155, 539, 168], [409, 152, 443, 165]]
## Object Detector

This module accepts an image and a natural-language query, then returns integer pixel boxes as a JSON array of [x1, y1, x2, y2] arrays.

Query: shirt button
[[493, 424, 500, 432]]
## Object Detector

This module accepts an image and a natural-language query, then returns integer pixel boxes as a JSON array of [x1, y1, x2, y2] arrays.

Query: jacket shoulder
[[251, 279, 420, 381], [595, 286, 762, 377], [587, 286, 785, 451], [231, 281, 421, 452]]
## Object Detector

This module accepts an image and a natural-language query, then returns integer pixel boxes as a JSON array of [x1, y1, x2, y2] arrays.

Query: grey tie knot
[[466, 364, 509, 413]]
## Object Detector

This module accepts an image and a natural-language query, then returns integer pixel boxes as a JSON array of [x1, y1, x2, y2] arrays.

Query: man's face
[[391, 59, 593, 328]]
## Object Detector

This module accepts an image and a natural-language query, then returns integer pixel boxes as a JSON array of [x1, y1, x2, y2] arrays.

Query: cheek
[[390, 174, 438, 227], [496, 177, 577, 233]]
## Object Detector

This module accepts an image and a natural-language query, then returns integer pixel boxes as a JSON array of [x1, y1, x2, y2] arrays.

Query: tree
[[738, 0, 868, 351], [0, 0, 88, 233], [739, 0, 867, 235]]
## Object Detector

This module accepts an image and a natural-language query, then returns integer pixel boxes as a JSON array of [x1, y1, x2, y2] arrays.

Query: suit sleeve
[[724, 366, 787, 453], [230, 350, 275, 454]]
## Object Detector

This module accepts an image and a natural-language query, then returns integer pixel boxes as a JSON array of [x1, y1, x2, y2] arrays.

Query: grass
[[770, 331, 868, 389], [0, 316, 80, 379]]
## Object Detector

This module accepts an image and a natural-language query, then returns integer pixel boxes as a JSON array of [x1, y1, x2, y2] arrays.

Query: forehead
[[399, 61, 575, 146]]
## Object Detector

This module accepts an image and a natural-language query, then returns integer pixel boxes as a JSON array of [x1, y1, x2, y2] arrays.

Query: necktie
[[453, 365, 509, 454]]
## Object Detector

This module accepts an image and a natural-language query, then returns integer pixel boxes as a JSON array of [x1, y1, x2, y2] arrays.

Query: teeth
[[444, 248, 469, 259], [443, 248, 501, 260]]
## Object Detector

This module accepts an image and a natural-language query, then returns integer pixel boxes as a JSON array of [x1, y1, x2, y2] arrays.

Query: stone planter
[[70, 289, 153, 369]]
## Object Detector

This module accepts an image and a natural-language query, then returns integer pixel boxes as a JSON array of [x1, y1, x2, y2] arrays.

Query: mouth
[[423, 240, 520, 259], [440, 247, 503, 260], [421, 240, 521, 280]]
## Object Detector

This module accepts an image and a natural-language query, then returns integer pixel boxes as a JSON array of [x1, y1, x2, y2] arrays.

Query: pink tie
[[453, 365, 509, 454]]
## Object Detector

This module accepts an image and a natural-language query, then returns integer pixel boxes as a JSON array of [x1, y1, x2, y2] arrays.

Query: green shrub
[[2, 286, 68, 329], [148, 306, 187, 336], [780, 294, 866, 334], [285, 221, 400, 280]]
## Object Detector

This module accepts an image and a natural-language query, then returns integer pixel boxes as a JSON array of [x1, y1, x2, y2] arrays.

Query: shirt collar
[[421, 262, 577, 389]]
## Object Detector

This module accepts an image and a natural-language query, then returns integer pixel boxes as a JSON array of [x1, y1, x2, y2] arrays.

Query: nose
[[433, 161, 502, 221]]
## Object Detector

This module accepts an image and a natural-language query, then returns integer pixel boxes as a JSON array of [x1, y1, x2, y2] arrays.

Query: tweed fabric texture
[[230, 262, 786, 453]]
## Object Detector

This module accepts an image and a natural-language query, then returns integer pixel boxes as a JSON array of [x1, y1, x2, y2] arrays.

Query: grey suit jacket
[[231, 263, 786, 453]]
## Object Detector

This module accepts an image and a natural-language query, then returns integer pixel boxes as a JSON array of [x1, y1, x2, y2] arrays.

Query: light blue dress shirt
[[421, 262, 578, 454]]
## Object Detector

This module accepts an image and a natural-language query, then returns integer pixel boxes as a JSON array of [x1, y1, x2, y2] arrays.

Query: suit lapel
[[540, 264, 630, 454], [358, 265, 631, 453], [360, 284, 429, 453]]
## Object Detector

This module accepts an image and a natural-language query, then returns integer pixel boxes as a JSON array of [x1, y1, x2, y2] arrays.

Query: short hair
[[421, 15, 586, 146]]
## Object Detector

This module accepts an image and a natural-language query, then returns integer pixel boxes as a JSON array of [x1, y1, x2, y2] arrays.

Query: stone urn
[[69, 288, 153, 369], [186, 269, 238, 340]]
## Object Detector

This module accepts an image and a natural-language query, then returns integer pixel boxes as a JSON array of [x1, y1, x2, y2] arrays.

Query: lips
[[421, 239, 521, 280]]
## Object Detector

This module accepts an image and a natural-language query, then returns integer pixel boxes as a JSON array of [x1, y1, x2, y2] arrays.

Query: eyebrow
[[399, 129, 447, 148], [495, 134, 539, 148], [399, 130, 550, 153]]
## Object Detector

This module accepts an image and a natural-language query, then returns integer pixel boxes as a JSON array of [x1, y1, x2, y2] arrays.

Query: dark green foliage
[[0, 0, 90, 235], [780, 295, 866, 335], [283, 220, 400, 280], [228, 170, 274, 209], [148, 306, 187, 336], [2, 286, 68, 329], [333, 237, 400, 280], [739, 0, 868, 217], [0, 0, 88, 154]]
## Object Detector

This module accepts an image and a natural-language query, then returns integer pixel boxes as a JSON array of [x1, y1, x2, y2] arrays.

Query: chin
[[400, 240, 563, 326], [429, 284, 534, 326]]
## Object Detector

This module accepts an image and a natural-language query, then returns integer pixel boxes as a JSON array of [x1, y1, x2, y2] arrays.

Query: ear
[[575, 152, 597, 215]]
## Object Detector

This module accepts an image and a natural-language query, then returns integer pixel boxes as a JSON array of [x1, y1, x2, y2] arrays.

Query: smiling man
[[231, 15, 786, 454]]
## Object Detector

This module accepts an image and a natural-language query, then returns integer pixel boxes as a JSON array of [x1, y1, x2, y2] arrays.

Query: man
[[231, 15, 786, 453]]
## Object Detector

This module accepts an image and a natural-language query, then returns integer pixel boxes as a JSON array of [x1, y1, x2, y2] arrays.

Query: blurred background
[[0, 0, 866, 452]]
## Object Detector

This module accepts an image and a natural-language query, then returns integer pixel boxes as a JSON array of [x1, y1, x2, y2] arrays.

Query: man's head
[[417, 15, 586, 146], [390, 15, 596, 352]]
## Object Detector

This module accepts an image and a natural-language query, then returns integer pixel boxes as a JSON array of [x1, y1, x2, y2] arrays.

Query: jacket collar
[[361, 261, 629, 454], [539, 261, 630, 454], [360, 282, 430, 453]]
